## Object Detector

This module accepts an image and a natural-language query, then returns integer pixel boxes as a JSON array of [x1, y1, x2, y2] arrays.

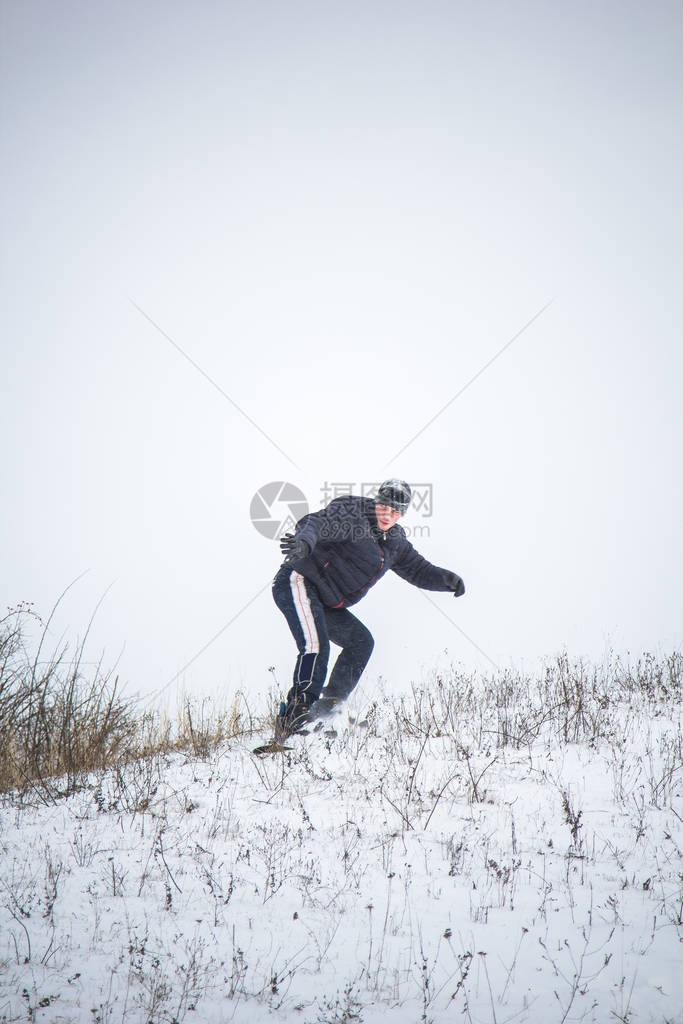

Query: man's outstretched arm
[[392, 539, 465, 596]]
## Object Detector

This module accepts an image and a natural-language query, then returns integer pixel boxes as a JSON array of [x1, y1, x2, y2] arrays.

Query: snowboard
[[251, 698, 342, 756]]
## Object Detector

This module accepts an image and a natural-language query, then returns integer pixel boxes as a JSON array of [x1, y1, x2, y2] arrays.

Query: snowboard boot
[[309, 695, 341, 722], [274, 695, 315, 739]]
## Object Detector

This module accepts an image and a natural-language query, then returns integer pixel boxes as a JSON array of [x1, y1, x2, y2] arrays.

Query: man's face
[[375, 503, 403, 530]]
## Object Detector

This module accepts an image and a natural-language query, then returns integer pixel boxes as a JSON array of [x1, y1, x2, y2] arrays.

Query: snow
[[1, 668, 681, 1024]]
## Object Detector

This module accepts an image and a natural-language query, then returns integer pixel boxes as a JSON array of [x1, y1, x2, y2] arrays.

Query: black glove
[[442, 570, 465, 597], [279, 533, 311, 563]]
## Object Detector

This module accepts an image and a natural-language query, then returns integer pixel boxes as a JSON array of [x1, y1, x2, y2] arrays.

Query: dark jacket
[[287, 495, 454, 608]]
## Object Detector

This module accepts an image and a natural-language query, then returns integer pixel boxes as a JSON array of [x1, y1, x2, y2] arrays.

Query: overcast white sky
[[2, 0, 682, 710]]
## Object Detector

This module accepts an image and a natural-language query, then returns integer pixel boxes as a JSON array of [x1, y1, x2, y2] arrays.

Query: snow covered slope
[[1, 663, 681, 1023]]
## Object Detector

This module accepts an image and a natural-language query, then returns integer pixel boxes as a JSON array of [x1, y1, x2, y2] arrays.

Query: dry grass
[[0, 603, 256, 799], [1, 598, 680, 809]]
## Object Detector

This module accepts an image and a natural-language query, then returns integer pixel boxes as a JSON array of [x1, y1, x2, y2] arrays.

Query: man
[[271, 479, 465, 737]]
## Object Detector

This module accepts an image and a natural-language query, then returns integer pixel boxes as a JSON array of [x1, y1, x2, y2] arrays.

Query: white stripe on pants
[[289, 571, 320, 687]]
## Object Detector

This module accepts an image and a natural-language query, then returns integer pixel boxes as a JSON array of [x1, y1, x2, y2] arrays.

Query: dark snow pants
[[272, 565, 374, 707]]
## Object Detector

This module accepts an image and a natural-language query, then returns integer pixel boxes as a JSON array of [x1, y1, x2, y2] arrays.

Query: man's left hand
[[442, 571, 465, 597]]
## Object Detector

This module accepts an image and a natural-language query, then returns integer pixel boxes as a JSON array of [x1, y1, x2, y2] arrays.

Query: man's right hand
[[279, 534, 311, 563]]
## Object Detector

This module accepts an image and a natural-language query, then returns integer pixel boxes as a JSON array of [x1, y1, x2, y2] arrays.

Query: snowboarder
[[271, 479, 465, 738]]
